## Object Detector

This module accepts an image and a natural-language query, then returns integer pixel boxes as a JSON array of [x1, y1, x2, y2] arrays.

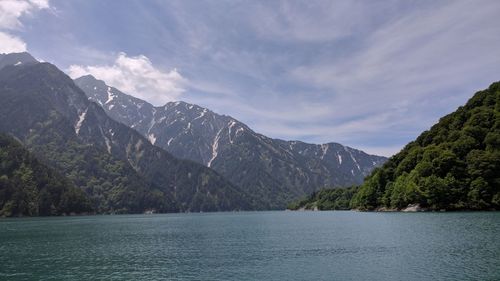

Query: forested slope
[[0, 134, 91, 216], [291, 81, 500, 211]]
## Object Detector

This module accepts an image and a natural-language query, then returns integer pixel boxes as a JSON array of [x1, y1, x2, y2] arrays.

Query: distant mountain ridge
[[75, 75, 387, 208]]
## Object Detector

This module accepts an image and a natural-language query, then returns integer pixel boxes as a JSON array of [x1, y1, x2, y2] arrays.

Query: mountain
[[75, 75, 387, 208], [0, 59, 253, 213], [0, 133, 92, 217], [296, 81, 500, 211]]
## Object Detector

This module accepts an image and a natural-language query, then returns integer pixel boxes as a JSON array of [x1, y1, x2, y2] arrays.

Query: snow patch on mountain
[[148, 133, 157, 145], [75, 108, 88, 135], [105, 87, 115, 104], [104, 136, 112, 153], [193, 109, 207, 121], [208, 128, 224, 167], [320, 144, 329, 160], [348, 150, 361, 171], [228, 120, 238, 144]]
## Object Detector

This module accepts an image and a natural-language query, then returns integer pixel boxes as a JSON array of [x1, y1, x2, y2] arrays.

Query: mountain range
[[0, 52, 251, 214], [0, 52, 386, 215], [75, 75, 386, 208]]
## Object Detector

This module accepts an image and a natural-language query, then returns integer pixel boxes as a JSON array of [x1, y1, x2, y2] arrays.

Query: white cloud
[[0, 0, 31, 30], [28, 0, 49, 10], [68, 52, 187, 105], [0, 0, 49, 29], [0, 0, 49, 53], [0, 31, 26, 52]]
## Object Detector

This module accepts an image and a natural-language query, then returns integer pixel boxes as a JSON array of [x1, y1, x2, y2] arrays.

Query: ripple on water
[[0, 212, 499, 281]]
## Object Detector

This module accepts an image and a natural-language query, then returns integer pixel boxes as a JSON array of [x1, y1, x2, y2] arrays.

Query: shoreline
[[288, 203, 499, 212]]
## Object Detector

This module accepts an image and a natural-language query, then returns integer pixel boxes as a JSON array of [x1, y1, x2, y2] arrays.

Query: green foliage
[[0, 134, 92, 216], [22, 112, 169, 214], [287, 186, 358, 211], [352, 81, 500, 210]]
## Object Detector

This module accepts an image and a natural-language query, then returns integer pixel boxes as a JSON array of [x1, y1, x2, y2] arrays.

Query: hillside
[[352, 81, 500, 210], [291, 81, 500, 211], [0, 134, 91, 216]]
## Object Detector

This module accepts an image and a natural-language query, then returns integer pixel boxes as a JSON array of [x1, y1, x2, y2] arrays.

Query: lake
[[1, 211, 499, 280]]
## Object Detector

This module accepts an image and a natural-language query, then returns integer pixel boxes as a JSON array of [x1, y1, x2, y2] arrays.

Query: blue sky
[[1, 0, 500, 156]]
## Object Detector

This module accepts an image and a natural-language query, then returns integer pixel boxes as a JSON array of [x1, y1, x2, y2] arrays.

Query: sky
[[1, 0, 500, 156]]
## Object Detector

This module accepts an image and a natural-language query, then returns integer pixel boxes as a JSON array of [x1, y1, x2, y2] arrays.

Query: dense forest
[[0, 134, 92, 216], [291, 81, 500, 211]]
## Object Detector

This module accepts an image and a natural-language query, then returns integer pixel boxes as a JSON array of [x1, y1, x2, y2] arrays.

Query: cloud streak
[[285, 0, 500, 154]]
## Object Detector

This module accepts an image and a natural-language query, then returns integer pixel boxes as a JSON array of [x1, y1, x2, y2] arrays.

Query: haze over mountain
[[0, 54, 253, 213], [75, 75, 386, 208]]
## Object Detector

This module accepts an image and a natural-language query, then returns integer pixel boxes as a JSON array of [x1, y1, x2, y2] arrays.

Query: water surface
[[1, 211, 499, 280]]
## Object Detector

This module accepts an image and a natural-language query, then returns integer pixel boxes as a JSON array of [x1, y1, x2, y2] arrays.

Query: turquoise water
[[1, 211, 499, 280]]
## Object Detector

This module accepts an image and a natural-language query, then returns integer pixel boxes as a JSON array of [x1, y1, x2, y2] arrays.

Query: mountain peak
[[0, 52, 38, 70], [76, 74, 98, 82], [75, 74, 107, 89], [164, 100, 206, 112]]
